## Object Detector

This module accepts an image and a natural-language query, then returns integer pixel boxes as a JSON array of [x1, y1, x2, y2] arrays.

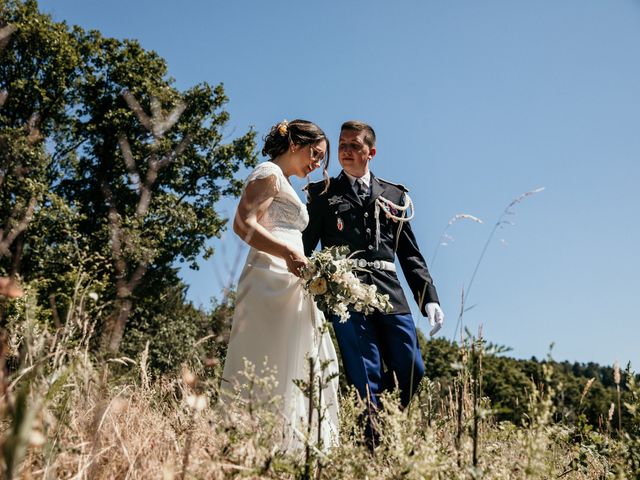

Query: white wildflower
[[29, 430, 46, 447], [186, 394, 207, 411]]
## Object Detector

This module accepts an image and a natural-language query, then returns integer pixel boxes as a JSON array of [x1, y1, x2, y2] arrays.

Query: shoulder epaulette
[[376, 177, 409, 192]]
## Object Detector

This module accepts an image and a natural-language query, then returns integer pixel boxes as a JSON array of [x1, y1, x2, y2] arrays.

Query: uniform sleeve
[[302, 188, 322, 257], [395, 197, 440, 315]]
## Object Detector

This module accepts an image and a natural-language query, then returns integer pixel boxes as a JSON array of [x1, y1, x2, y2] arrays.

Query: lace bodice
[[245, 162, 309, 232]]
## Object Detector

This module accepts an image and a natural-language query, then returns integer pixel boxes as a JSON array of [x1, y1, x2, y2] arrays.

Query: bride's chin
[[295, 167, 312, 179]]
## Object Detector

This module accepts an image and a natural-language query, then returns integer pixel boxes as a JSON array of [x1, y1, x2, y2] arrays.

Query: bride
[[220, 119, 340, 451]]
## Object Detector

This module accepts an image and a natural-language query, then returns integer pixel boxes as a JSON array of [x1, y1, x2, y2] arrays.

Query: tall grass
[[1, 284, 637, 479], [451, 187, 545, 340], [2, 179, 637, 478]]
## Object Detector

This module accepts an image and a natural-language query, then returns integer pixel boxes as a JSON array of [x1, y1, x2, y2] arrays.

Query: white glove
[[425, 302, 444, 337]]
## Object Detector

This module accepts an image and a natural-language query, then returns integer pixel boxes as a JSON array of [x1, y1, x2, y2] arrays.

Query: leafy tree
[[0, 0, 257, 355], [122, 287, 236, 372], [418, 334, 639, 433], [0, 0, 80, 324]]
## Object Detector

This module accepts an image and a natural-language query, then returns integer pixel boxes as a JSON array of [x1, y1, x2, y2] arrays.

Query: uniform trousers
[[330, 311, 425, 425]]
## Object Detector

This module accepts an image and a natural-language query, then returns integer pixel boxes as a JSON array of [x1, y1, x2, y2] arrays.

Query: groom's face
[[338, 129, 376, 178]]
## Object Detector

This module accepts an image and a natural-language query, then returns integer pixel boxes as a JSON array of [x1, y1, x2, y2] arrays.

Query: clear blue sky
[[38, 0, 640, 368]]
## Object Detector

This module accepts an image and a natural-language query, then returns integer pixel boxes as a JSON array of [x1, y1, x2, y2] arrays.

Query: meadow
[[1, 282, 639, 478]]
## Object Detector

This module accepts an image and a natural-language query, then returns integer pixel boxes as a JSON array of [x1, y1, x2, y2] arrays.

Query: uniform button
[[366, 228, 371, 233], [364, 212, 369, 218], [368, 245, 374, 250]]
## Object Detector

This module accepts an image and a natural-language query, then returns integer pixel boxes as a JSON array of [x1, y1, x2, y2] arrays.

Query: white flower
[[186, 394, 207, 411], [302, 246, 393, 320], [29, 430, 46, 447], [301, 266, 315, 281], [309, 277, 328, 295], [334, 302, 349, 322]]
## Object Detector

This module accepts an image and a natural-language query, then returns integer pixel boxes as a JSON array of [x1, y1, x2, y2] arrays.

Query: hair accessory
[[277, 120, 289, 137]]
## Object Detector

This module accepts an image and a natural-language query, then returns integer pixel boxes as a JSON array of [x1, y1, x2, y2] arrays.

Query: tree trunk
[[102, 297, 133, 354]]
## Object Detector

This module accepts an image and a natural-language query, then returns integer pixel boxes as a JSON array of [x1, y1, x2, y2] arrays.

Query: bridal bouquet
[[300, 246, 393, 322]]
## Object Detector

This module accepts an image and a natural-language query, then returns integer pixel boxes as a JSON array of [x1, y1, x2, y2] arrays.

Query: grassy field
[[1, 291, 638, 479]]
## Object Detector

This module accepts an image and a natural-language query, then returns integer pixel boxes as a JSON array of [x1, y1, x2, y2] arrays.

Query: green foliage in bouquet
[[300, 246, 392, 322]]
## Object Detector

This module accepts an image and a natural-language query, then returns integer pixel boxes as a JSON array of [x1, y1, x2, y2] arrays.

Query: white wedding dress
[[221, 161, 340, 452]]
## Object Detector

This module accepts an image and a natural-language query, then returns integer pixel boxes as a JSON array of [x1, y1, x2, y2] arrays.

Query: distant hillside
[[420, 336, 638, 433]]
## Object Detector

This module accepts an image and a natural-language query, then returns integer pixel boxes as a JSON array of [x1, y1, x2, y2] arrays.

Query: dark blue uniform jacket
[[302, 171, 439, 316]]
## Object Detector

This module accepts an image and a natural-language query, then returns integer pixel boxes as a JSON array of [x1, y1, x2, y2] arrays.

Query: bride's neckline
[[268, 160, 292, 185]]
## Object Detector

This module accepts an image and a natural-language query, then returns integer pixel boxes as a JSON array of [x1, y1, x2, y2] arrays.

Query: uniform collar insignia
[[328, 195, 344, 205]]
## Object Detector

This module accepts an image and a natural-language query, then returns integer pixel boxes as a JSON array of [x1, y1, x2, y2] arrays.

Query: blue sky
[[38, 0, 640, 368]]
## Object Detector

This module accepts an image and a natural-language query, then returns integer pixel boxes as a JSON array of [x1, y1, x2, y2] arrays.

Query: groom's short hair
[[341, 120, 376, 148]]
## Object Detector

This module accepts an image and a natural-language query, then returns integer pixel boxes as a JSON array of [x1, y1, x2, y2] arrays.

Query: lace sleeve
[[246, 162, 282, 191]]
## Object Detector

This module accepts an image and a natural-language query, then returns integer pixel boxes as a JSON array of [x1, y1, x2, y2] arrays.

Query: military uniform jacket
[[302, 171, 439, 316]]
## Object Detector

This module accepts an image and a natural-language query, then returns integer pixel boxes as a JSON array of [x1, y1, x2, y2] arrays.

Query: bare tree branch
[[118, 135, 136, 174], [0, 197, 37, 258], [118, 135, 141, 191], [133, 133, 192, 218], [101, 181, 128, 286], [0, 23, 33, 303], [102, 90, 192, 353], [0, 277, 22, 298], [153, 101, 186, 138], [106, 208, 126, 281], [126, 263, 147, 293], [157, 132, 192, 169], [26, 112, 42, 144], [121, 90, 153, 131], [134, 165, 156, 218], [150, 97, 162, 124], [50, 137, 88, 165], [0, 24, 17, 50]]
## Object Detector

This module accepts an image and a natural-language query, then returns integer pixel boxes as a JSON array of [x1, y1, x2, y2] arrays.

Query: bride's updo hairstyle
[[262, 119, 331, 193]]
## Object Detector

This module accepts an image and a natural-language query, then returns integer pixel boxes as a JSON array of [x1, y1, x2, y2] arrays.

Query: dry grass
[[2, 346, 630, 478], [0, 287, 636, 479], [14, 379, 619, 479]]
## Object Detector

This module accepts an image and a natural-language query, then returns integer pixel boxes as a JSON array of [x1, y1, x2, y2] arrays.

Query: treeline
[[420, 336, 638, 433], [0, 0, 256, 367]]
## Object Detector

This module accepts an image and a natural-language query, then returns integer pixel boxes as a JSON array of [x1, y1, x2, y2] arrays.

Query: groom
[[303, 120, 444, 439]]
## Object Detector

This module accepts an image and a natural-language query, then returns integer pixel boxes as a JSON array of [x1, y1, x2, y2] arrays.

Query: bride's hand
[[284, 247, 308, 277]]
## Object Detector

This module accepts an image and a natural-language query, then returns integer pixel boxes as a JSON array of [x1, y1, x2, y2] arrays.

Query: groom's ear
[[368, 147, 376, 160]]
